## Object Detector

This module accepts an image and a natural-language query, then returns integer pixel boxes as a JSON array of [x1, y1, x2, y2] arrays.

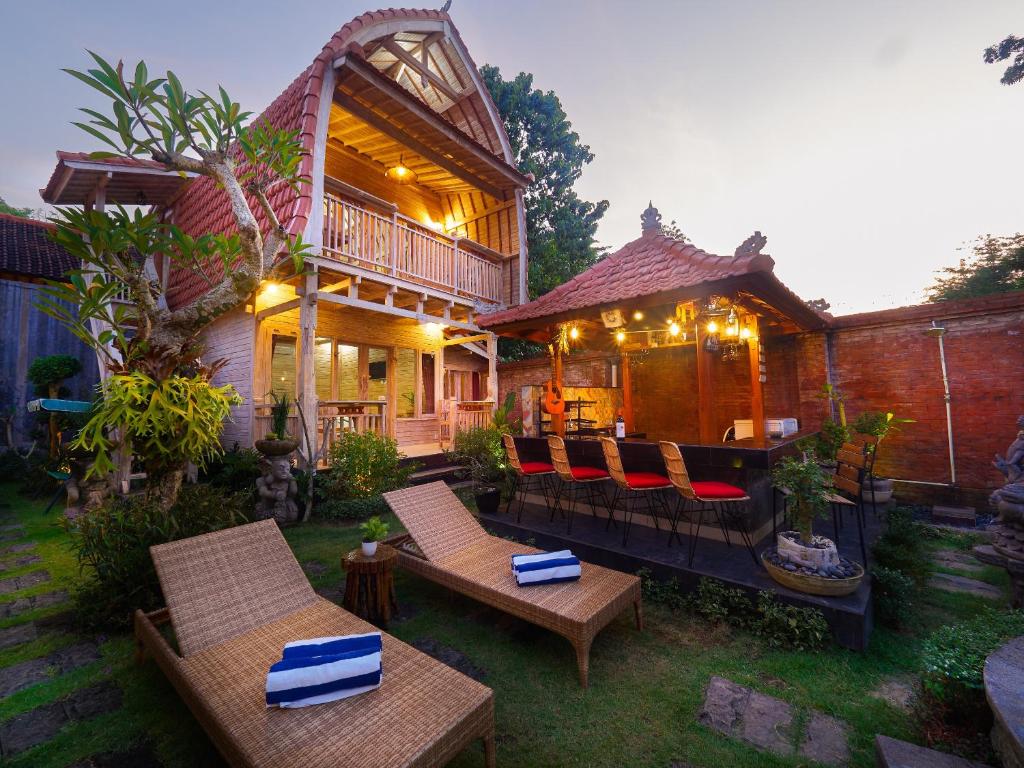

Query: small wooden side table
[[342, 544, 399, 627]]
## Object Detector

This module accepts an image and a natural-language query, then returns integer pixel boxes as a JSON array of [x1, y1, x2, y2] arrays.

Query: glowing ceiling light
[[615, 330, 626, 343], [668, 321, 681, 337], [385, 154, 417, 185], [740, 327, 752, 340], [633, 310, 644, 321], [706, 320, 719, 334], [569, 326, 580, 340]]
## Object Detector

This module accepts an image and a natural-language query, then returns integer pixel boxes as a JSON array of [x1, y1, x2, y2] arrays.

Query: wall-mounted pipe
[[926, 320, 957, 485]]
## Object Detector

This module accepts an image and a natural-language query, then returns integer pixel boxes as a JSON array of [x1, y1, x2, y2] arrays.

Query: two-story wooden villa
[[43, 8, 530, 458]]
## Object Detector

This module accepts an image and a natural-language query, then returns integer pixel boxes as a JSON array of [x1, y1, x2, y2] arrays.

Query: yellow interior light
[[740, 327, 752, 340], [668, 321, 681, 337], [726, 324, 739, 337], [706, 320, 719, 334], [615, 330, 626, 343], [569, 326, 580, 340], [633, 310, 644, 321]]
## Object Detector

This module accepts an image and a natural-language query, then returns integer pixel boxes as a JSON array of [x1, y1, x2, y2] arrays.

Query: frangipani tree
[[39, 52, 310, 508]]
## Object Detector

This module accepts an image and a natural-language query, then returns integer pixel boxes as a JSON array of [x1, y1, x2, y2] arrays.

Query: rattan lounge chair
[[383, 482, 642, 687], [133, 519, 495, 768]]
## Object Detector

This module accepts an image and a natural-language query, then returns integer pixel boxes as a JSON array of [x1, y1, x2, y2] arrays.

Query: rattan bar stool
[[547, 435, 613, 534], [502, 433, 555, 523], [659, 441, 758, 566], [599, 437, 673, 546]]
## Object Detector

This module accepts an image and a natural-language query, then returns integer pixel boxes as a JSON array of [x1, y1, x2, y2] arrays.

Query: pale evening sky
[[0, 0, 1020, 314]]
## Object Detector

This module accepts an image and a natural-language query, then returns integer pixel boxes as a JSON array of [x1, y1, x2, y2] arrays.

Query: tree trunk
[[146, 463, 185, 512]]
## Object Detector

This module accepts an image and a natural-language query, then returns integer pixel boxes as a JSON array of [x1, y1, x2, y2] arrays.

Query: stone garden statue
[[991, 415, 1024, 606], [255, 455, 299, 524]]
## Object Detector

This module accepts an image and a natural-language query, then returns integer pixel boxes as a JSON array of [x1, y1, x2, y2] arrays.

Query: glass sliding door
[[367, 347, 388, 403], [337, 344, 360, 400], [421, 352, 436, 415], [395, 348, 416, 418], [270, 335, 296, 398], [314, 338, 333, 401]]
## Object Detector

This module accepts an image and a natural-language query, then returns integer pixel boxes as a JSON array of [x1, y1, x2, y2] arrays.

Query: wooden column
[[620, 352, 635, 432], [435, 344, 444, 416], [297, 269, 318, 465], [357, 346, 369, 400], [695, 322, 716, 444], [486, 333, 498, 408], [747, 315, 766, 442], [386, 346, 398, 439], [551, 341, 565, 437]]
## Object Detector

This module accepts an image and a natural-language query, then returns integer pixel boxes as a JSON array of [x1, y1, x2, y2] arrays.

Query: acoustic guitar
[[541, 379, 565, 415]]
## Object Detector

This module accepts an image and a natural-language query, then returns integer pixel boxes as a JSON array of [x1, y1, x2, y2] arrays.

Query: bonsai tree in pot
[[256, 392, 298, 457], [360, 516, 389, 557], [766, 451, 864, 594], [850, 411, 914, 506], [449, 425, 508, 515]]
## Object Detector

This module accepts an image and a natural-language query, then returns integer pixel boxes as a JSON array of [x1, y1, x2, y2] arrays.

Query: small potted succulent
[[255, 392, 299, 457], [851, 411, 914, 506], [764, 451, 864, 596], [360, 516, 390, 557]]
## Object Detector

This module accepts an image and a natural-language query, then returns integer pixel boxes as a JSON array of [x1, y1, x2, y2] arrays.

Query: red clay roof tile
[[0, 214, 77, 281]]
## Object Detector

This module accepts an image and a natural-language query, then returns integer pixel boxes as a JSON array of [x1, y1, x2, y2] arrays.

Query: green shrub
[[922, 609, 1024, 699], [752, 591, 829, 651], [202, 444, 262, 493], [637, 568, 687, 611], [324, 432, 414, 499], [68, 484, 252, 628], [685, 576, 755, 626], [873, 507, 933, 585], [872, 566, 915, 628], [449, 425, 508, 491], [0, 450, 28, 482], [360, 516, 389, 542], [315, 496, 390, 522]]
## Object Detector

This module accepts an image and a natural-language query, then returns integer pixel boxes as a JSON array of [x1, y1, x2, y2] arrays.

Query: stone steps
[[875, 735, 992, 768]]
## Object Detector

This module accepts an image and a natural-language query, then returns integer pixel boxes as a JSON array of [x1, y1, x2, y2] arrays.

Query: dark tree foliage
[[985, 35, 1024, 85], [0, 197, 37, 219], [928, 234, 1024, 302], [480, 65, 608, 300], [805, 298, 831, 312], [662, 220, 690, 243]]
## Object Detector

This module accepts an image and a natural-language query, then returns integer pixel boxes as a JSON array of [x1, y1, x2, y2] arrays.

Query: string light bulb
[[615, 329, 626, 343], [740, 327, 752, 340], [569, 326, 580, 340], [633, 310, 644, 321], [706, 320, 719, 334], [668, 321, 681, 337]]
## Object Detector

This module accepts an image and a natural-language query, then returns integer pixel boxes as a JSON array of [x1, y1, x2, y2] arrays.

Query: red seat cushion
[[624, 472, 672, 489], [519, 461, 554, 475], [571, 465, 610, 481], [691, 480, 748, 500]]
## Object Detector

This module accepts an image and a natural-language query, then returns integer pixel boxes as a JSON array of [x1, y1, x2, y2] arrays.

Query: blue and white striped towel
[[511, 550, 582, 586], [265, 632, 382, 708]]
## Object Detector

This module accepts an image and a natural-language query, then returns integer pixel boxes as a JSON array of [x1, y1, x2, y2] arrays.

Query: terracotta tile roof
[[166, 7, 514, 310], [478, 232, 777, 328], [0, 214, 77, 281]]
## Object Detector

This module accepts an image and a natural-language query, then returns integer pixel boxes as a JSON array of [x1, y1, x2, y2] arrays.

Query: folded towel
[[511, 550, 581, 586], [266, 632, 382, 708]]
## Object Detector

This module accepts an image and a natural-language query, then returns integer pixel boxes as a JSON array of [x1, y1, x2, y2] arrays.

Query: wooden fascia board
[[255, 297, 302, 322], [316, 290, 481, 332], [333, 54, 530, 188]]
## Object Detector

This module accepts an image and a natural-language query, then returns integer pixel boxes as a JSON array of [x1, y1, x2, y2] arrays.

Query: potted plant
[[764, 451, 864, 596], [449, 426, 507, 516], [255, 392, 299, 457], [360, 516, 389, 557], [851, 411, 914, 506]]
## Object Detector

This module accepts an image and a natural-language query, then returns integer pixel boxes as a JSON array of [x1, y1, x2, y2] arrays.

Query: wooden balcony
[[322, 193, 504, 305]]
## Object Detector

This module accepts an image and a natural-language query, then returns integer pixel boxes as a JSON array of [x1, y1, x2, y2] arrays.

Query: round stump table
[[342, 544, 399, 627]]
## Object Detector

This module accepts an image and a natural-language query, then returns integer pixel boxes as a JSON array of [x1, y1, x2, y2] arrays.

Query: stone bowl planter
[[762, 532, 864, 596], [861, 477, 893, 505], [255, 438, 299, 457]]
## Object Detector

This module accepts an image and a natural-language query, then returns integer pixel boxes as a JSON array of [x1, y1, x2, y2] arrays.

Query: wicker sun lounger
[[383, 482, 642, 687], [133, 519, 495, 768]]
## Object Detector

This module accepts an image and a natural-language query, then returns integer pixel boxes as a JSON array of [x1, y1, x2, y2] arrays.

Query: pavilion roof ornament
[[640, 202, 663, 236], [735, 231, 767, 258]]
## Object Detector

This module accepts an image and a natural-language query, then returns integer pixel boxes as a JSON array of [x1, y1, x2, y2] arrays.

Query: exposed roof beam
[[334, 91, 505, 200], [445, 199, 515, 231], [333, 54, 530, 188]]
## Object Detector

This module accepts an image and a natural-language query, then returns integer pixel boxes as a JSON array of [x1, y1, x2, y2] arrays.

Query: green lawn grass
[[0, 486, 1006, 768]]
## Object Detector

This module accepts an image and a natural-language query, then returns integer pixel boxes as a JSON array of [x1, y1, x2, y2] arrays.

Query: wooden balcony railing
[[323, 193, 503, 304], [439, 399, 495, 447]]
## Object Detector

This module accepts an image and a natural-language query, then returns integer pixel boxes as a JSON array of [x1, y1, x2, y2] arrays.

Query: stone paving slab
[[0, 681, 123, 757], [0, 589, 68, 619], [699, 676, 851, 765], [933, 550, 985, 574], [0, 569, 51, 595], [875, 735, 992, 767], [0, 555, 42, 573], [929, 573, 1004, 600], [974, 545, 1006, 567], [0, 640, 100, 699], [799, 711, 851, 766], [0, 543, 35, 556], [0, 623, 38, 651]]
